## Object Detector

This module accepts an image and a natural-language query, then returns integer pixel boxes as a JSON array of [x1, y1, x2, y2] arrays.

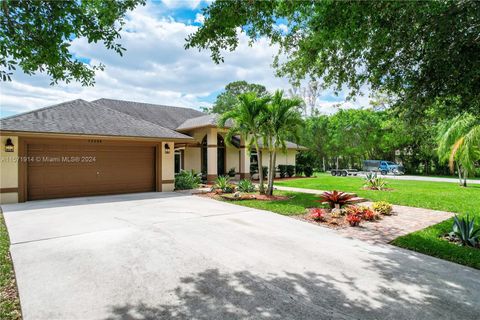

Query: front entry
[[217, 134, 225, 176]]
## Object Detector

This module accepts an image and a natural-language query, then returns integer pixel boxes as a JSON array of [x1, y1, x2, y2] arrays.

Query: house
[[0, 99, 305, 203]]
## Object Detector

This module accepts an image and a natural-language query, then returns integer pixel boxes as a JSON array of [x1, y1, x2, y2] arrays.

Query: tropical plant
[[237, 179, 256, 193], [361, 207, 379, 221], [309, 208, 326, 222], [450, 215, 480, 247], [364, 172, 388, 190], [437, 113, 480, 187], [262, 90, 303, 195], [317, 190, 355, 209], [372, 201, 393, 215], [278, 165, 288, 178], [212, 175, 235, 193], [227, 168, 236, 177], [304, 166, 314, 177], [286, 165, 296, 178], [174, 170, 202, 190], [219, 92, 270, 194], [346, 213, 362, 227]]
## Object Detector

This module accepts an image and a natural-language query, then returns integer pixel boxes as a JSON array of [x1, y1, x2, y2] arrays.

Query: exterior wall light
[[5, 138, 14, 152], [165, 143, 171, 154]]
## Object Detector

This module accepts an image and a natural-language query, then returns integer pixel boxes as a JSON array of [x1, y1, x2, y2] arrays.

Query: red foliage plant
[[309, 208, 326, 221], [362, 208, 378, 221], [317, 190, 355, 208], [346, 213, 362, 227]]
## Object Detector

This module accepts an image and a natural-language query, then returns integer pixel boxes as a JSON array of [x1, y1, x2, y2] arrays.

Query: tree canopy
[[0, 0, 145, 85], [210, 81, 267, 114], [186, 0, 480, 118]]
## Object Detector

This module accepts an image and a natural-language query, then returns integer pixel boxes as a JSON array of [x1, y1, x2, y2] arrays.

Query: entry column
[[239, 137, 250, 179], [206, 128, 217, 183]]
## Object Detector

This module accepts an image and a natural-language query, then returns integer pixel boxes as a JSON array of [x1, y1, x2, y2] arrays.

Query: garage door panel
[[27, 143, 156, 200]]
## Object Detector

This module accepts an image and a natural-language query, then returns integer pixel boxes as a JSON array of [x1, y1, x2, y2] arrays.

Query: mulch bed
[[362, 187, 395, 191], [201, 192, 291, 201], [441, 233, 480, 249], [293, 212, 351, 229]]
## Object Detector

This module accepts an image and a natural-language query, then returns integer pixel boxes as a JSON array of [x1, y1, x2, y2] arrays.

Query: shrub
[[309, 208, 326, 221], [317, 190, 355, 209], [304, 166, 314, 177], [212, 175, 236, 193], [346, 213, 362, 226], [345, 205, 363, 216], [286, 165, 295, 177], [450, 215, 480, 247], [364, 172, 388, 190], [372, 201, 393, 215], [278, 165, 288, 178], [295, 164, 304, 176], [228, 168, 236, 177], [175, 169, 202, 190], [361, 207, 380, 221], [237, 179, 256, 192]]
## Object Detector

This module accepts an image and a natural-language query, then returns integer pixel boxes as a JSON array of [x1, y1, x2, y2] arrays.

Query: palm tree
[[263, 90, 303, 195], [437, 113, 480, 187], [218, 92, 270, 194]]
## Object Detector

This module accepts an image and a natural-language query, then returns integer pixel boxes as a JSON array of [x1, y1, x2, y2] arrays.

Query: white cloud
[[194, 13, 204, 24], [161, 0, 201, 9]]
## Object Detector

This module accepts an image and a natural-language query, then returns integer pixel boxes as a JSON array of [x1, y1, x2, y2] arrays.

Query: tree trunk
[[322, 157, 326, 172], [267, 151, 277, 195], [255, 143, 265, 194]]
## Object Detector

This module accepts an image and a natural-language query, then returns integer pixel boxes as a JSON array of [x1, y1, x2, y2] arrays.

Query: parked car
[[363, 160, 404, 175]]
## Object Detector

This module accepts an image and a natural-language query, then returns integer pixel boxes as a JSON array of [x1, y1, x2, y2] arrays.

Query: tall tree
[[0, 0, 145, 85], [218, 92, 270, 194], [263, 90, 303, 195], [186, 0, 480, 118], [437, 113, 480, 187], [210, 81, 267, 114]]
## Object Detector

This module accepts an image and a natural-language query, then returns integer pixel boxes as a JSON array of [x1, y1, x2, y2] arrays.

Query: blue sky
[[0, 0, 363, 119]]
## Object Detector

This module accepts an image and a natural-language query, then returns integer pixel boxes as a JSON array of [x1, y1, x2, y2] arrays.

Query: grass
[[0, 211, 21, 320], [219, 191, 322, 216], [275, 173, 480, 269]]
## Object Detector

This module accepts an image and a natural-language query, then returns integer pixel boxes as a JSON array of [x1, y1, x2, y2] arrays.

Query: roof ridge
[[89, 101, 193, 139], [0, 99, 87, 121], [93, 98, 206, 113]]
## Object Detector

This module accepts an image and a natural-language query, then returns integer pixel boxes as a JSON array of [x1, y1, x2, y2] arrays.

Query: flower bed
[[296, 202, 393, 230]]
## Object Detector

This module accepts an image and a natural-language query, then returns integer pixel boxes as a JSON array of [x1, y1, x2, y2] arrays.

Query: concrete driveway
[[3, 193, 480, 320]]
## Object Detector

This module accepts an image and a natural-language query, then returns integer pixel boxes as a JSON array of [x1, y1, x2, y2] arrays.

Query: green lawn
[[275, 174, 480, 269], [220, 191, 323, 216], [0, 212, 21, 320]]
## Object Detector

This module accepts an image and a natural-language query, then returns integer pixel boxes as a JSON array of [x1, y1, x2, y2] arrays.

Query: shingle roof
[[0, 99, 193, 140], [93, 98, 204, 130], [176, 114, 233, 131]]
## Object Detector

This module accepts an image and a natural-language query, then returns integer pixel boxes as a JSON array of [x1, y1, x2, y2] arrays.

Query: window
[[175, 150, 182, 174]]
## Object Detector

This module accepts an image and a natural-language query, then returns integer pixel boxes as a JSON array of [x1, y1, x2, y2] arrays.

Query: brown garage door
[[27, 143, 156, 200]]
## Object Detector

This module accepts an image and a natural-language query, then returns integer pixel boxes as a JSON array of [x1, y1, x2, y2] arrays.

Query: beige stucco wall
[[184, 147, 201, 172], [226, 146, 239, 173], [0, 135, 19, 204], [162, 141, 175, 191]]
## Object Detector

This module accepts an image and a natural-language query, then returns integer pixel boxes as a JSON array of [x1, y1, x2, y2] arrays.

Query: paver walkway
[[274, 185, 454, 243], [336, 202, 454, 243]]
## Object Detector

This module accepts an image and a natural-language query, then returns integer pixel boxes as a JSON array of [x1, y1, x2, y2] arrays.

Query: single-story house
[[0, 98, 305, 203]]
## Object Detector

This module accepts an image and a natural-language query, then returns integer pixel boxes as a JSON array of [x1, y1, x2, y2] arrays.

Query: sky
[[0, 0, 370, 118]]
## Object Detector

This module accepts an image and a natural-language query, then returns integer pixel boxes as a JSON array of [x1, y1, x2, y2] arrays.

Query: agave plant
[[450, 215, 480, 247], [237, 179, 256, 192], [364, 172, 388, 190], [212, 175, 235, 193], [317, 190, 355, 209]]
